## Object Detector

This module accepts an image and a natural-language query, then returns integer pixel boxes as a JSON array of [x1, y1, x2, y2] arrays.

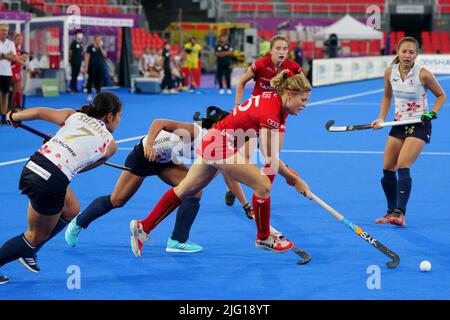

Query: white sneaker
[[226, 89, 232, 95], [219, 89, 224, 95], [255, 234, 293, 253], [130, 220, 148, 257], [87, 94, 92, 102], [169, 88, 179, 94], [162, 89, 170, 94]]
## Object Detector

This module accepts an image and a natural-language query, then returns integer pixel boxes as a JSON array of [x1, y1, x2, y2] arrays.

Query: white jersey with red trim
[[38, 112, 113, 180], [142, 123, 206, 163], [390, 63, 428, 121]]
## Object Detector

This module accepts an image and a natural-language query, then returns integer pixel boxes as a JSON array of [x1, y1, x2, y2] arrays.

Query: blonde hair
[[391, 36, 419, 65], [13, 33, 22, 40], [270, 69, 311, 95]]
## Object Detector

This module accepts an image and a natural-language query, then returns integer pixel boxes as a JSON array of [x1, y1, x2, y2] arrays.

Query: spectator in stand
[[27, 52, 42, 78], [139, 47, 152, 77], [83, 35, 107, 101], [215, 34, 233, 95], [0, 23, 20, 124], [148, 47, 162, 78], [183, 37, 202, 92], [11, 33, 28, 110], [69, 29, 84, 93]]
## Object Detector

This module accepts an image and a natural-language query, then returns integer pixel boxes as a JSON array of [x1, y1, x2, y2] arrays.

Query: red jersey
[[11, 47, 22, 81], [251, 55, 301, 97], [198, 92, 288, 161]]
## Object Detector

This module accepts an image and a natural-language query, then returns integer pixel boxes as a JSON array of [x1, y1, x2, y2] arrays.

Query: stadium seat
[[431, 31, 441, 53]]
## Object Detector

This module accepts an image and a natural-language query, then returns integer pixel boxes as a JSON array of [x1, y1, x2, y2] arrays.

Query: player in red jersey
[[130, 69, 312, 257], [224, 35, 302, 212], [11, 33, 28, 110]]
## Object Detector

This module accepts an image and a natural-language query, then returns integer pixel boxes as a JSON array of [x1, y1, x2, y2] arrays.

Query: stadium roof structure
[[24, 14, 135, 68], [313, 14, 382, 40]]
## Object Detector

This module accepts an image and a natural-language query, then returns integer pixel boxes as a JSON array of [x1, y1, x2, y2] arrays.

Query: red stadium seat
[[431, 31, 441, 53]]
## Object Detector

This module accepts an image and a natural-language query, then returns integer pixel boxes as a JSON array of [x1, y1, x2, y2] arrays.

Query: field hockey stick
[[16, 122, 131, 172], [310, 192, 400, 269], [269, 225, 312, 265], [325, 118, 423, 132]]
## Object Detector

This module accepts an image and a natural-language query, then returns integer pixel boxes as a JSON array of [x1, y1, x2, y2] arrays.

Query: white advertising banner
[[313, 55, 450, 86]]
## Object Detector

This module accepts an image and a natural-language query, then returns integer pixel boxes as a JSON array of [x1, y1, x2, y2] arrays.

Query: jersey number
[[233, 95, 261, 116], [64, 127, 95, 141]]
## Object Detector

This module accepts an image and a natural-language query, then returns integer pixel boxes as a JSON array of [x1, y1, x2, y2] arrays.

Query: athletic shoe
[[225, 189, 235, 206], [87, 94, 92, 102], [388, 209, 406, 227], [162, 89, 170, 94], [255, 234, 294, 253], [0, 273, 9, 285], [375, 210, 395, 224], [243, 203, 254, 219], [269, 226, 284, 240], [166, 238, 203, 253], [219, 89, 224, 95], [226, 89, 232, 95], [65, 218, 82, 247], [18, 253, 40, 273], [130, 220, 148, 257]]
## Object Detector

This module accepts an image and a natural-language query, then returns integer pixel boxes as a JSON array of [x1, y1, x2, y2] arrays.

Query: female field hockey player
[[0, 92, 122, 284], [372, 37, 446, 227], [130, 69, 312, 257], [224, 35, 302, 209], [65, 106, 232, 253]]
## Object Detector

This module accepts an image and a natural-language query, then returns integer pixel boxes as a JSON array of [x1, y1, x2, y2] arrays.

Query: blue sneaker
[[0, 273, 9, 284], [65, 218, 82, 247], [165, 238, 203, 253]]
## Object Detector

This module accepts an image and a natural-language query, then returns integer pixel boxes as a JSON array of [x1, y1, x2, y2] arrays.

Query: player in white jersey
[[0, 92, 122, 284], [371, 37, 446, 227], [65, 106, 233, 253]]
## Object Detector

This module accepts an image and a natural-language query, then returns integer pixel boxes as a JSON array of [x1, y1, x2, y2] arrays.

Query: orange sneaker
[[375, 210, 395, 224], [388, 209, 406, 227]]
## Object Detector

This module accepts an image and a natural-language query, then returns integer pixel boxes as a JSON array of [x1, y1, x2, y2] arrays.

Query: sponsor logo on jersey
[[267, 118, 280, 129]]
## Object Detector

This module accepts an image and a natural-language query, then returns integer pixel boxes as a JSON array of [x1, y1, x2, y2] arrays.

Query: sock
[[396, 168, 412, 214], [252, 194, 271, 240], [76, 195, 114, 229], [0, 234, 35, 268], [12, 90, 22, 108], [36, 217, 70, 252], [381, 170, 397, 211], [171, 197, 200, 243], [141, 188, 182, 233], [262, 163, 276, 184]]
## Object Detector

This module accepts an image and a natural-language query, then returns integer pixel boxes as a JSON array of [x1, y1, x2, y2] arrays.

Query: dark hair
[[78, 92, 122, 119], [391, 37, 419, 65], [193, 106, 229, 129]]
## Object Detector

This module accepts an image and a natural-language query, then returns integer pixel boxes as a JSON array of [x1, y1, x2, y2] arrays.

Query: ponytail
[[78, 92, 122, 119], [193, 106, 229, 129], [270, 69, 311, 95]]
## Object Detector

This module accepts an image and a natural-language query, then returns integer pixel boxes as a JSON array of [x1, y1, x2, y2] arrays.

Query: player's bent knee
[[255, 181, 272, 197], [110, 197, 128, 208]]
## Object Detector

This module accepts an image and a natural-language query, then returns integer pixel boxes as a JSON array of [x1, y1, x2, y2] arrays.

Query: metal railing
[[0, 0, 23, 11], [38, 2, 143, 15], [216, 1, 389, 19]]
